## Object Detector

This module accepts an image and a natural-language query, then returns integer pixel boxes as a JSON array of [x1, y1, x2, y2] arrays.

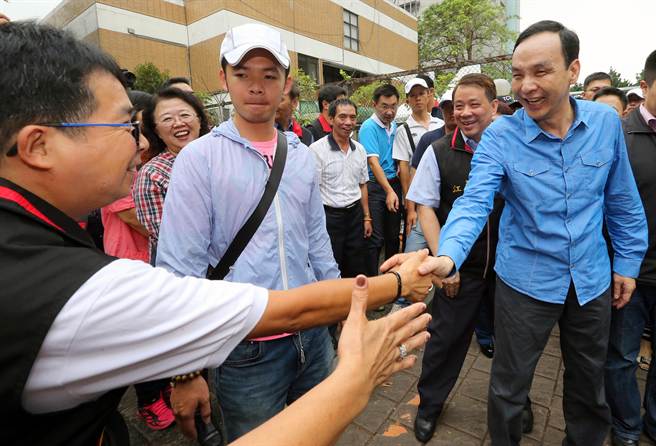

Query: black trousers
[[489, 279, 611, 446], [324, 203, 366, 278], [417, 271, 495, 418], [364, 179, 402, 277]]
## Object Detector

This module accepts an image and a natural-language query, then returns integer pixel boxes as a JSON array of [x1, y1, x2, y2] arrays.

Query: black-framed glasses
[[6, 121, 141, 157]]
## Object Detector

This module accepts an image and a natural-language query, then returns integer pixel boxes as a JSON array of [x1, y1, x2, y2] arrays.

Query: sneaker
[[137, 395, 175, 431]]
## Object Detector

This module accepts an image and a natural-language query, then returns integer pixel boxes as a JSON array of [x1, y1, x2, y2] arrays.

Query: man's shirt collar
[[639, 104, 656, 132], [522, 97, 589, 143], [318, 114, 332, 132], [328, 133, 355, 151]]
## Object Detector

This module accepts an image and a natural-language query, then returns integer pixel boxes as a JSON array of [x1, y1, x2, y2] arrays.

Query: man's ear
[[14, 126, 57, 170], [568, 59, 581, 86], [283, 76, 293, 96], [219, 69, 228, 91], [491, 98, 499, 116]]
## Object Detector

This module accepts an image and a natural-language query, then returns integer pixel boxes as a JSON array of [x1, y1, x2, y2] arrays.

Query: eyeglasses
[[156, 111, 198, 128], [5, 121, 141, 157]]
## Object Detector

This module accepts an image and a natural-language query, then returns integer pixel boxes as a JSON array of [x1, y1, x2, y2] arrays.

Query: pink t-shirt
[[251, 133, 277, 168], [249, 133, 292, 342], [101, 195, 149, 262]]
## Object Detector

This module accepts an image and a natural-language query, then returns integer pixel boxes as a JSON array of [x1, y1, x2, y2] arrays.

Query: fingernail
[[356, 275, 366, 287]]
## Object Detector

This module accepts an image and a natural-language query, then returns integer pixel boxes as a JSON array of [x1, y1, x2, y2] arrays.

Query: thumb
[[348, 275, 369, 320]]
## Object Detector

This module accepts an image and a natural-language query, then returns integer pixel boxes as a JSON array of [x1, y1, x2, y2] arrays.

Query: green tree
[[636, 69, 645, 84], [291, 68, 318, 101], [418, 0, 515, 66], [608, 66, 631, 88], [133, 62, 170, 94]]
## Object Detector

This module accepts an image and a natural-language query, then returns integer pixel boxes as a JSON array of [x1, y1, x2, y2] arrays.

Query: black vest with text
[[0, 178, 125, 445], [432, 130, 504, 276]]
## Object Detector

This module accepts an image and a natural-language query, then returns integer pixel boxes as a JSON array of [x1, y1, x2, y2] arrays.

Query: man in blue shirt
[[359, 84, 403, 277], [383, 21, 647, 446]]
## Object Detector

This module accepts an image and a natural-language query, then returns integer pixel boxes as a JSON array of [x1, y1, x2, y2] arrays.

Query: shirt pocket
[[577, 147, 614, 194], [511, 162, 551, 200]]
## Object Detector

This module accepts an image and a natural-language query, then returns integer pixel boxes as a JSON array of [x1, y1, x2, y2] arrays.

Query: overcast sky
[[2, 0, 654, 84]]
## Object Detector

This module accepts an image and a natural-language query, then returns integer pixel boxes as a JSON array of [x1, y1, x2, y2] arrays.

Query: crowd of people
[[1, 12, 655, 446]]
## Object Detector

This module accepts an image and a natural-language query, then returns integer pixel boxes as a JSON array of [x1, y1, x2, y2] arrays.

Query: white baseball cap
[[439, 89, 453, 104], [627, 88, 644, 99], [220, 23, 290, 69], [405, 78, 429, 94]]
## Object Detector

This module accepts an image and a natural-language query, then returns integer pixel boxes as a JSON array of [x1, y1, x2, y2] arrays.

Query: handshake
[[379, 249, 457, 301]]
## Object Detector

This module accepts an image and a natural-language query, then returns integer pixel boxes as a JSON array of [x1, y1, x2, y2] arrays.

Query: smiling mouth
[[524, 98, 544, 105], [174, 130, 190, 138]]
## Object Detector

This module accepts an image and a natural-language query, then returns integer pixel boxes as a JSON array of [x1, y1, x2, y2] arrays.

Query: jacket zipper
[[273, 195, 289, 290]]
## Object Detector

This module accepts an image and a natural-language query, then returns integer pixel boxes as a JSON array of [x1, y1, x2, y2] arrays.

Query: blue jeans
[[605, 284, 656, 441], [214, 327, 334, 442]]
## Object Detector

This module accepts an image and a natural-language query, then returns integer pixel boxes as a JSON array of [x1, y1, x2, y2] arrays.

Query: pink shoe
[[137, 395, 175, 430]]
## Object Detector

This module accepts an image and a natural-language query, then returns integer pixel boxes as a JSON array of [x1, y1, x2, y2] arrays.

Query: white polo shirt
[[23, 259, 268, 413], [309, 134, 369, 209], [393, 114, 444, 162]]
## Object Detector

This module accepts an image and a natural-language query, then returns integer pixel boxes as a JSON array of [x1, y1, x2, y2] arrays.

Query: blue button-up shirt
[[438, 99, 647, 305], [156, 120, 339, 289]]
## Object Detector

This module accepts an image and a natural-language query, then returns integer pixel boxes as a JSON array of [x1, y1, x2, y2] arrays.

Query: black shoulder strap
[[403, 122, 416, 153], [208, 131, 288, 280]]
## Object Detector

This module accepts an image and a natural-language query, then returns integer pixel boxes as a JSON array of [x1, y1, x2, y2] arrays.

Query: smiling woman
[[132, 87, 210, 264]]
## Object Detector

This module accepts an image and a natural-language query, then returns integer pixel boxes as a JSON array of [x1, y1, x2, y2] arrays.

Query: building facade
[[43, 0, 418, 93]]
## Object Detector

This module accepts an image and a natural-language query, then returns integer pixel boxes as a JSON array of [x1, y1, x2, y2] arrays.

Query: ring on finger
[[398, 343, 408, 361]]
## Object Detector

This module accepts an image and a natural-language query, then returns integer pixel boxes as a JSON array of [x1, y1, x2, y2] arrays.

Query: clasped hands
[[383, 250, 456, 299]]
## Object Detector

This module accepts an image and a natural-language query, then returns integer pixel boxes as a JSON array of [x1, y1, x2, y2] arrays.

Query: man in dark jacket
[[605, 49, 656, 446]]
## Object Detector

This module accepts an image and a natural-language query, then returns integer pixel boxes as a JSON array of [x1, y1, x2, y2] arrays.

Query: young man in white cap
[[156, 23, 341, 441]]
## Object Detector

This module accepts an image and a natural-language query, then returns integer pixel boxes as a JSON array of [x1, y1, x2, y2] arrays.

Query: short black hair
[[583, 72, 611, 90], [142, 88, 210, 158], [317, 85, 348, 111], [328, 98, 358, 118], [1, 21, 124, 156], [593, 86, 627, 110], [161, 76, 191, 89], [416, 74, 434, 89], [645, 49, 656, 86], [128, 90, 153, 113], [373, 84, 400, 103], [514, 20, 579, 67]]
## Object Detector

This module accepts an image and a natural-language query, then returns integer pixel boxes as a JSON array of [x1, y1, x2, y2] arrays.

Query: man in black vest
[[407, 74, 532, 442], [0, 21, 435, 446]]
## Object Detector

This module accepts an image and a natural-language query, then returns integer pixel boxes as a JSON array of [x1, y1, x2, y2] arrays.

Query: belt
[[324, 200, 360, 211]]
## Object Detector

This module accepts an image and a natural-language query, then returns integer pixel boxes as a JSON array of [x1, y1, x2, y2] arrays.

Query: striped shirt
[[133, 151, 177, 253]]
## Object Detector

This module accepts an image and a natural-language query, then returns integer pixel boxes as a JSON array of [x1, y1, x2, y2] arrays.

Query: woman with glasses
[[133, 88, 210, 264], [131, 88, 210, 431]]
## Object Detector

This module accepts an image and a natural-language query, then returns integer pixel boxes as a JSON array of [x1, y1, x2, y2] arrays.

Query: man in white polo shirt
[[310, 98, 371, 278]]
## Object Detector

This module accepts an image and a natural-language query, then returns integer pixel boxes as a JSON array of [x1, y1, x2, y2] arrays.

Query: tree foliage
[[291, 68, 318, 101], [418, 0, 515, 66], [133, 62, 170, 94], [636, 69, 645, 84], [608, 66, 632, 88]]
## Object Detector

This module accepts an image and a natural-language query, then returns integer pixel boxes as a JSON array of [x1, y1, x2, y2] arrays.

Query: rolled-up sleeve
[[604, 119, 648, 278], [437, 128, 505, 269]]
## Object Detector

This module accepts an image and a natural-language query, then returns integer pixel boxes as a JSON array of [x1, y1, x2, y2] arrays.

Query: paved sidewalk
[[120, 327, 653, 445]]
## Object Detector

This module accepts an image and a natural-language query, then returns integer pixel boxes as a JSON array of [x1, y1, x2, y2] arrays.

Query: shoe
[[137, 395, 175, 431], [414, 414, 438, 443], [521, 399, 534, 434], [611, 434, 639, 445], [479, 343, 494, 359]]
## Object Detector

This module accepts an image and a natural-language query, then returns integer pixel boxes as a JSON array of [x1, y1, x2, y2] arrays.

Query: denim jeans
[[605, 284, 656, 441], [214, 327, 334, 442]]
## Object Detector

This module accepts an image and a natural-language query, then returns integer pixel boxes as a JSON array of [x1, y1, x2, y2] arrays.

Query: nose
[[138, 133, 149, 152]]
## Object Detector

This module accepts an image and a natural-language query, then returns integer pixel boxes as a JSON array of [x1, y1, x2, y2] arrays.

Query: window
[[298, 54, 319, 81], [343, 9, 359, 52]]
